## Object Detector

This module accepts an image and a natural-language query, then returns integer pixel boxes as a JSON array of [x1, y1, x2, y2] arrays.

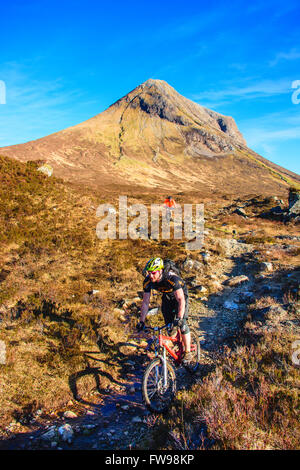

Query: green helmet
[[144, 257, 164, 274]]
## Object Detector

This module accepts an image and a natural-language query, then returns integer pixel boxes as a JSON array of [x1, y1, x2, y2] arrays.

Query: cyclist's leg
[[161, 296, 177, 345], [163, 297, 191, 356], [161, 295, 175, 325], [179, 299, 191, 353], [165, 208, 171, 223]]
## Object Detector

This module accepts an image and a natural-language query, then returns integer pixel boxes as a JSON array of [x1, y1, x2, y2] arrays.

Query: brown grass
[[141, 283, 300, 450], [147, 321, 300, 450], [0, 154, 299, 445]]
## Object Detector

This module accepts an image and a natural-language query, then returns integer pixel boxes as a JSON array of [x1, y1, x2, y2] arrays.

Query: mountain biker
[[137, 257, 192, 364], [163, 196, 176, 208]]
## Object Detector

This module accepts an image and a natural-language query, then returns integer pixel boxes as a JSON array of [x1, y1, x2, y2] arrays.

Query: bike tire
[[142, 357, 176, 413], [186, 328, 201, 373]]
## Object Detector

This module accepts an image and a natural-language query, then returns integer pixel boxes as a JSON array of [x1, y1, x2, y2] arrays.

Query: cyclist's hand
[[173, 318, 183, 328], [136, 320, 145, 332], [168, 320, 180, 336]]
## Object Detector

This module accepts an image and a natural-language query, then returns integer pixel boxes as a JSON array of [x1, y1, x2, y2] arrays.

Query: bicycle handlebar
[[144, 323, 173, 333]]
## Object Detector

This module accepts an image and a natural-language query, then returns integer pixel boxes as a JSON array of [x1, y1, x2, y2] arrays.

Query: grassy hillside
[[0, 155, 112, 427], [0, 155, 190, 431], [0, 154, 299, 449]]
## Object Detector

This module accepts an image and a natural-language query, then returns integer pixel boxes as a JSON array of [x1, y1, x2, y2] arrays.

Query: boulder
[[193, 260, 203, 271], [63, 411, 78, 419], [40, 426, 57, 441], [288, 199, 300, 218], [288, 187, 300, 209], [224, 275, 249, 286], [260, 262, 273, 272], [264, 188, 300, 222], [58, 424, 74, 443], [182, 258, 194, 271], [193, 285, 207, 293], [37, 164, 53, 177], [224, 300, 239, 310], [233, 208, 247, 218], [132, 416, 143, 423], [147, 307, 159, 316]]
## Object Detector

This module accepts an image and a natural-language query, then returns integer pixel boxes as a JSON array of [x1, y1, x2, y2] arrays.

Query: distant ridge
[[1, 79, 299, 195]]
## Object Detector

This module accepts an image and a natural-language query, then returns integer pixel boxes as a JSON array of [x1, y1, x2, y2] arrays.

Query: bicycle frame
[[159, 330, 184, 365], [142, 323, 200, 412], [145, 324, 185, 379], [148, 327, 183, 391]]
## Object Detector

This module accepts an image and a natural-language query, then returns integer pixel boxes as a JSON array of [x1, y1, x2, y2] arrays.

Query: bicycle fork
[[158, 348, 168, 388]]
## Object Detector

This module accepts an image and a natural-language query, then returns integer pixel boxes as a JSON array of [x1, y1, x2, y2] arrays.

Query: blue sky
[[0, 0, 299, 174]]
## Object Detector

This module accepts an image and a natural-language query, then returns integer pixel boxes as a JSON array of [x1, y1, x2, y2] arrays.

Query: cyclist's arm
[[140, 292, 151, 322], [174, 288, 185, 320]]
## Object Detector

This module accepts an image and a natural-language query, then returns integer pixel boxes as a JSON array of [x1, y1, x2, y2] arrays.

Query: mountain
[[1, 79, 299, 195]]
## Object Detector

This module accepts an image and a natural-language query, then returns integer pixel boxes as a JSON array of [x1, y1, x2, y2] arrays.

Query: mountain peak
[[121, 78, 247, 147], [140, 78, 174, 92], [142, 78, 168, 87]]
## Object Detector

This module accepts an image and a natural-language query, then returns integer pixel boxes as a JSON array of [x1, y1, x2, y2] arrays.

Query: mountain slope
[[1, 79, 299, 195]]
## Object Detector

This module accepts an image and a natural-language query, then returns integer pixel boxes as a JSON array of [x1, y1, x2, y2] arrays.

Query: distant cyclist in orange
[[163, 196, 176, 222]]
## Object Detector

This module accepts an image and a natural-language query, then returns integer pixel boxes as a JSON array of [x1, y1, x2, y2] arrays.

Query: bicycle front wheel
[[142, 357, 176, 413]]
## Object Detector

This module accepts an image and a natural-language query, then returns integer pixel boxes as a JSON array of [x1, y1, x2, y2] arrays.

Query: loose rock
[[58, 424, 74, 443], [260, 262, 273, 272], [225, 275, 249, 286], [132, 416, 143, 423], [224, 300, 239, 310], [63, 411, 78, 419]]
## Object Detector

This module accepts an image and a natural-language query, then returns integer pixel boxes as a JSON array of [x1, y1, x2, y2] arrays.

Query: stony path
[[1, 237, 257, 450], [188, 238, 256, 353]]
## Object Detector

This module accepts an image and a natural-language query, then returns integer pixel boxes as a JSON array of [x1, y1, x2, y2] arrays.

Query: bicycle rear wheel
[[142, 357, 176, 413], [186, 328, 201, 372]]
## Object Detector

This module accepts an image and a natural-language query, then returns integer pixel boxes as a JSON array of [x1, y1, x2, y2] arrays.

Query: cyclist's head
[[167, 196, 172, 200], [143, 257, 164, 275]]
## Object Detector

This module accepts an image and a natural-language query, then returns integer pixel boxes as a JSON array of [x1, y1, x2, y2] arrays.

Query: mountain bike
[[141, 323, 201, 413]]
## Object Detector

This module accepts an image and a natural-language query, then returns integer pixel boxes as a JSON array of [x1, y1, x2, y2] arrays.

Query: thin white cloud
[[239, 109, 300, 175], [240, 109, 300, 148], [190, 79, 292, 107], [270, 48, 300, 67], [247, 127, 300, 145], [0, 63, 98, 145]]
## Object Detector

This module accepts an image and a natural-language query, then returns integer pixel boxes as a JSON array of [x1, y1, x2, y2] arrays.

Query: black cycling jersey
[[143, 270, 189, 334], [143, 270, 188, 299]]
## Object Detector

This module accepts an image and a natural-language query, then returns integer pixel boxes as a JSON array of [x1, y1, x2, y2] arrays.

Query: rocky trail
[[1, 235, 293, 451]]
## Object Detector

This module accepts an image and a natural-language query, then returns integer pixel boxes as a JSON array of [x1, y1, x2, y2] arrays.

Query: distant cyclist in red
[[163, 195, 176, 208]]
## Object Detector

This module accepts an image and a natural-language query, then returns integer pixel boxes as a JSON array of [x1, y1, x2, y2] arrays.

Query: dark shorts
[[161, 294, 190, 335]]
